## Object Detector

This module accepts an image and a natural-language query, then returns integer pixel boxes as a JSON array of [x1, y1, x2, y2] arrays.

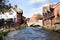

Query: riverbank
[[43, 26, 60, 33], [0, 23, 28, 40], [4, 27, 60, 40]]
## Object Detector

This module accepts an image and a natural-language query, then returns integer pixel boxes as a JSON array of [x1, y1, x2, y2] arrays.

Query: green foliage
[[0, 30, 10, 40], [0, 23, 28, 40], [0, 0, 9, 4], [43, 26, 60, 33], [55, 30, 60, 33], [15, 23, 28, 30], [0, 33, 4, 40]]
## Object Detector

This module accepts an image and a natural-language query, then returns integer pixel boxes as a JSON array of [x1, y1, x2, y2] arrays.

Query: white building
[[0, 8, 17, 22]]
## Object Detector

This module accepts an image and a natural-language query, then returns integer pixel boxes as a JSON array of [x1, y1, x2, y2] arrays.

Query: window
[[59, 11, 60, 16], [50, 8, 54, 12], [9, 12, 13, 15], [9, 10, 13, 15], [57, 9, 60, 17]]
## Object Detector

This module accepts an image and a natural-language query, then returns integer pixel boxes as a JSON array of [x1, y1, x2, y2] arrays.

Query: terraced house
[[0, 5, 25, 28], [43, 2, 60, 29]]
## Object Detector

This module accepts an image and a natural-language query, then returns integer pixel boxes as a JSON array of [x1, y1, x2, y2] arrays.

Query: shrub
[[0, 30, 10, 40]]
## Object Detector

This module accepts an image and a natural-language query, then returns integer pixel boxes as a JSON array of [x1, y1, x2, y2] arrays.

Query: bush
[[15, 23, 28, 30], [0, 33, 4, 40], [0, 30, 10, 40], [55, 30, 60, 33]]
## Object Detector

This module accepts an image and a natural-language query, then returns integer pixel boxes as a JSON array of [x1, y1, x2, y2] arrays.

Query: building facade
[[43, 2, 60, 29], [0, 5, 26, 28]]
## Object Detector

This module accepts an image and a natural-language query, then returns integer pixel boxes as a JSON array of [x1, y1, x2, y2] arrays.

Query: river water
[[4, 27, 60, 40]]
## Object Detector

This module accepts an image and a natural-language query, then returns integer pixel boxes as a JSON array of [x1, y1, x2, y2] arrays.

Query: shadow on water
[[4, 27, 60, 40]]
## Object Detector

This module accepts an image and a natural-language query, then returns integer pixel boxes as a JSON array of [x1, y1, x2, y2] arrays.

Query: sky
[[9, 0, 60, 18]]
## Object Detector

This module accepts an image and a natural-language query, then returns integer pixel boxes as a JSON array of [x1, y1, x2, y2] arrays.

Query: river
[[4, 27, 60, 40]]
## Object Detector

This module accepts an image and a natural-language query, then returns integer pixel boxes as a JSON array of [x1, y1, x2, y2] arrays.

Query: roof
[[0, 5, 12, 13], [53, 2, 60, 8]]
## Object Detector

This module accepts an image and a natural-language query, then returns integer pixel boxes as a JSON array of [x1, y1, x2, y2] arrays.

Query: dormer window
[[50, 8, 54, 12], [9, 11, 13, 15], [9, 9, 13, 15]]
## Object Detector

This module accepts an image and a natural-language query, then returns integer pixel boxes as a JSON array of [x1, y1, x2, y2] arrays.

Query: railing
[[43, 10, 54, 20], [43, 13, 54, 20]]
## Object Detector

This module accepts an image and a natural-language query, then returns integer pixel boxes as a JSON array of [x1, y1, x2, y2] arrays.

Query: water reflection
[[4, 27, 60, 40]]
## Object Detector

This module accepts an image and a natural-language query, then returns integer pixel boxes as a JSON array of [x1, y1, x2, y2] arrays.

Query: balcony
[[43, 13, 54, 20]]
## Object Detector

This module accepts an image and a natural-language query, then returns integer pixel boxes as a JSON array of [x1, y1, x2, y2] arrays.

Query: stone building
[[27, 13, 43, 26], [30, 13, 43, 22], [43, 2, 60, 30], [0, 5, 17, 28]]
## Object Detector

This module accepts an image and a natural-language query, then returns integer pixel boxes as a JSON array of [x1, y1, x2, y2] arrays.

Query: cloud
[[31, 4, 49, 15], [31, 7, 42, 14], [29, 0, 49, 4]]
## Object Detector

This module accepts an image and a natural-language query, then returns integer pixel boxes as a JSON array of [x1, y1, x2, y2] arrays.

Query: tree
[[0, 0, 11, 12], [0, 0, 9, 5]]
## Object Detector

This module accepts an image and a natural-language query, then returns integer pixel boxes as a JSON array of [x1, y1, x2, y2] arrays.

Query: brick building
[[16, 12, 26, 26], [11, 5, 26, 26], [43, 2, 60, 28]]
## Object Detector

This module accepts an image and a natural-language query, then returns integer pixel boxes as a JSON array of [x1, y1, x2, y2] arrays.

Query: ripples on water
[[4, 27, 60, 40]]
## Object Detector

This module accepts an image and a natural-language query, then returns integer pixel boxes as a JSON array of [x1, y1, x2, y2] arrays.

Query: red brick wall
[[43, 3, 60, 26], [44, 19, 52, 26], [16, 12, 23, 26], [54, 4, 60, 18]]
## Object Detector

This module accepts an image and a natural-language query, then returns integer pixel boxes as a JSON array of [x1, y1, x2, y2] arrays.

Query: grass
[[0, 30, 10, 40], [42, 26, 60, 33], [55, 30, 60, 33]]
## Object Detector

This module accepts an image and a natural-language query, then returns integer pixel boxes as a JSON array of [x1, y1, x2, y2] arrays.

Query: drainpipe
[[51, 18, 52, 26]]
